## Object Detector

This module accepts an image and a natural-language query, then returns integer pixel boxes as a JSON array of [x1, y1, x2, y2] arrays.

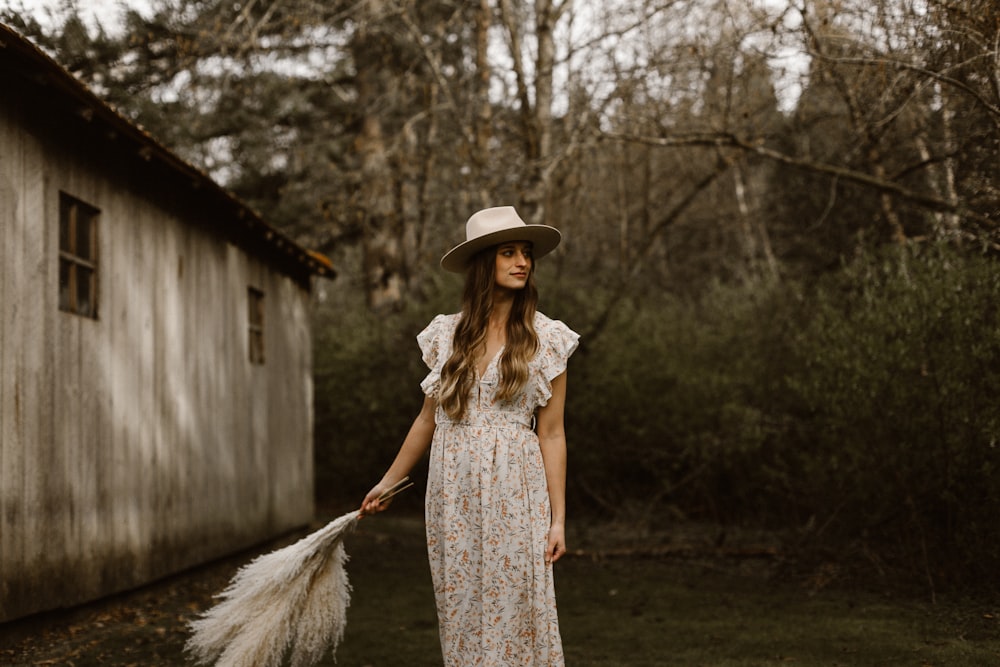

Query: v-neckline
[[477, 346, 504, 379]]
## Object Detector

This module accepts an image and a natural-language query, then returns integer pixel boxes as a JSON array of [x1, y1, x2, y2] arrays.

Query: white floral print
[[418, 312, 579, 667]]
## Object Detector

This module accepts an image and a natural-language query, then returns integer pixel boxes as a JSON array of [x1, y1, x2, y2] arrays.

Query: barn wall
[[0, 92, 314, 623]]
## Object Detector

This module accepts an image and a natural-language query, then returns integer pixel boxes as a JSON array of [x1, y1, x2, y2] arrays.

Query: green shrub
[[564, 244, 1000, 592], [784, 245, 1000, 587], [312, 244, 1000, 592], [565, 279, 802, 524], [311, 275, 459, 507]]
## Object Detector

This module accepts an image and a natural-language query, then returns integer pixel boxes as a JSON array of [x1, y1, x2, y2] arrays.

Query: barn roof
[[0, 22, 334, 286]]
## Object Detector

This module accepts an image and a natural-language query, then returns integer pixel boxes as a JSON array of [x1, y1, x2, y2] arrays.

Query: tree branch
[[808, 51, 1000, 123], [601, 130, 996, 226], [582, 159, 731, 344], [397, 6, 475, 148]]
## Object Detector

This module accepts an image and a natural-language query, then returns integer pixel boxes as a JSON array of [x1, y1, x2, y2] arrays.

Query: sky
[[1, 0, 151, 32], [3, 0, 808, 113]]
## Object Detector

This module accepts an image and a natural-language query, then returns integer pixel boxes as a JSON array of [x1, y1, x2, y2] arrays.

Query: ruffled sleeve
[[532, 314, 580, 407], [416, 313, 457, 397]]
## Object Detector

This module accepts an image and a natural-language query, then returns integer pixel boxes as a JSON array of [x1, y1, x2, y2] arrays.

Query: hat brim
[[440, 225, 562, 273]]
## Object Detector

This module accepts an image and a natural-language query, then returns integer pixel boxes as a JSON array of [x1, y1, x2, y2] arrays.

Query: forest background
[[3, 0, 999, 600]]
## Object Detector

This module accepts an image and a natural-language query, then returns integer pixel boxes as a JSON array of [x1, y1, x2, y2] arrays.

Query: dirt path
[[2, 516, 998, 667], [0, 534, 267, 666]]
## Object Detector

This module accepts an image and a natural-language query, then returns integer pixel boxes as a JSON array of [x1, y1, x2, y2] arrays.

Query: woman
[[361, 206, 579, 666]]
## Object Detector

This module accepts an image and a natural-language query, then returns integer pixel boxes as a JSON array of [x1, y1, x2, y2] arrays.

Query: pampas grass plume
[[185, 510, 358, 667]]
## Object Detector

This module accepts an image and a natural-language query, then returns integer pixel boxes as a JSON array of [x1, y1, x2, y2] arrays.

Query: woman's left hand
[[545, 523, 566, 564]]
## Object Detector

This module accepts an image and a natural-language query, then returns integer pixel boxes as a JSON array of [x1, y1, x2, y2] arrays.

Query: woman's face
[[494, 241, 533, 291]]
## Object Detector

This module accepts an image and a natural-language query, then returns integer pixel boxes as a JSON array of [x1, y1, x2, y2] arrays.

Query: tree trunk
[[354, 7, 405, 311]]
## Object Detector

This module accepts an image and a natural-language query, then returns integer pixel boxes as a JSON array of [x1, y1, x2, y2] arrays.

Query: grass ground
[[1, 512, 998, 666]]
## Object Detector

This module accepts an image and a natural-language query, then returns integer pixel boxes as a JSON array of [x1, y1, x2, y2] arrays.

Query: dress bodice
[[417, 311, 580, 426]]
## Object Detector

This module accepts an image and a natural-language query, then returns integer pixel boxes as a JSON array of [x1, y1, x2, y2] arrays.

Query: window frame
[[58, 192, 100, 319], [247, 286, 265, 365]]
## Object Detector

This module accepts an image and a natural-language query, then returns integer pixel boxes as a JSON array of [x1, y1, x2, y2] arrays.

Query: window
[[248, 287, 265, 364], [59, 193, 99, 318]]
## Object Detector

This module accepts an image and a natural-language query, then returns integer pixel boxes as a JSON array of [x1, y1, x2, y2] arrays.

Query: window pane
[[59, 258, 74, 312], [249, 330, 264, 364], [77, 266, 93, 317], [248, 287, 264, 364], [249, 289, 263, 327], [59, 199, 72, 252], [76, 213, 92, 261]]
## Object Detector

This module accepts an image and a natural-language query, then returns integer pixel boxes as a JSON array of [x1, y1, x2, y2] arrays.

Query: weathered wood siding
[[1, 88, 314, 622]]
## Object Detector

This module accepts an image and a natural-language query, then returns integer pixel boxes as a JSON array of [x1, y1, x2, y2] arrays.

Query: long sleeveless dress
[[417, 311, 580, 667]]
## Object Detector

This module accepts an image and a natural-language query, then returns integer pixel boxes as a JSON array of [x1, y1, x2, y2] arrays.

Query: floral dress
[[417, 311, 580, 667]]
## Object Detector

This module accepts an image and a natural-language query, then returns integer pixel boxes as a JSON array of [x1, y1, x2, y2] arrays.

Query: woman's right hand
[[360, 481, 393, 517]]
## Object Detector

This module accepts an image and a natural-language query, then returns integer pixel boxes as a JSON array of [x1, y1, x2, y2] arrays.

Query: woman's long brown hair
[[438, 245, 539, 421]]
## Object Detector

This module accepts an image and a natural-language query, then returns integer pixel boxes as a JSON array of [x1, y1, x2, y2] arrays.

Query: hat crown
[[465, 206, 527, 241]]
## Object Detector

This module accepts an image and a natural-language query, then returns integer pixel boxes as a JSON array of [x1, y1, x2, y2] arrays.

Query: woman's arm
[[360, 395, 437, 515], [536, 370, 568, 563]]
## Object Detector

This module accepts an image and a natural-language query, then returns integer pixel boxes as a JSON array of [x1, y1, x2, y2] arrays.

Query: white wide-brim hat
[[440, 206, 561, 273]]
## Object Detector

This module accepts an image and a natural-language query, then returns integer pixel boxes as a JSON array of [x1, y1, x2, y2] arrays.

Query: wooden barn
[[0, 24, 334, 623]]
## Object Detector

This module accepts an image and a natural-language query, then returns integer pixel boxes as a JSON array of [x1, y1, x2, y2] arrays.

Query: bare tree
[[15, 0, 997, 302]]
